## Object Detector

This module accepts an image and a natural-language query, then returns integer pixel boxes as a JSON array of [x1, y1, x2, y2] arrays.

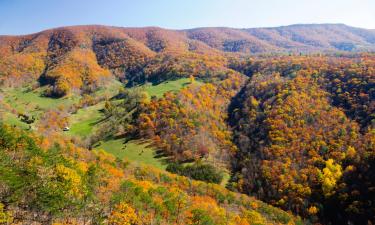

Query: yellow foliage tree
[[108, 202, 138, 225], [307, 206, 319, 215], [55, 164, 83, 198], [0, 203, 13, 224], [320, 159, 343, 197]]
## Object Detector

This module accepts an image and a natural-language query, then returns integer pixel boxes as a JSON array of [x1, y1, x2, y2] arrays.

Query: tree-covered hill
[[0, 124, 304, 224], [1, 24, 374, 96], [0, 24, 374, 225]]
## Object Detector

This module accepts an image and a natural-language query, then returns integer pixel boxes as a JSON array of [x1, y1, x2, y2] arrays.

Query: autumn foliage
[[229, 55, 375, 224], [0, 124, 301, 224], [1, 25, 375, 225], [137, 73, 245, 163]]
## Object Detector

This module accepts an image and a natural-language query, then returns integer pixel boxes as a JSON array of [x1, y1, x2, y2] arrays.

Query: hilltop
[[1, 24, 375, 96]]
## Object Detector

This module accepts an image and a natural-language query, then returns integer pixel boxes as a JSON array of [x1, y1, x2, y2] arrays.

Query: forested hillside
[[0, 24, 374, 224], [0, 124, 303, 224], [228, 55, 374, 224], [1, 24, 375, 96]]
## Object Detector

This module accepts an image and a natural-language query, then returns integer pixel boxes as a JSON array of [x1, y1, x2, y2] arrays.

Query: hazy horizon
[[1, 22, 373, 37], [1, 0, 374, 35]]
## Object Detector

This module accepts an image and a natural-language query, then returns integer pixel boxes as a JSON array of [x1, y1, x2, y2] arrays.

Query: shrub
[[166, 162, 223, 184]]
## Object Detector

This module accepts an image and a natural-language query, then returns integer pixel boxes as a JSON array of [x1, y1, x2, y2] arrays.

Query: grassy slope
[[1, 112, 30, 129], [2, 78, 199, 172], [67, 103, 104, 137], [2, 86, 78, 114], [1, 86, 79, 129], [1, 80, 122, 130], [144, 78, 194, 98], [94, 139, 168, 170]]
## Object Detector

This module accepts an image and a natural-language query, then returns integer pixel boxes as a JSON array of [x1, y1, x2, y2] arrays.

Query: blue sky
[[1, 0, 374, 35]]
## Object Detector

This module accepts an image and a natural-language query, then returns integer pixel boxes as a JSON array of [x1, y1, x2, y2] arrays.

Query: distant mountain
[[186, 24, 375, 53], [245, 24, 375, 52], [1, 23, 374, 55], [1, 24, 374, 95]]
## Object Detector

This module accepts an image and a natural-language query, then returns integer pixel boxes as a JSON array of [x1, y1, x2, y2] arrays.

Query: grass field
[[1, 112, 30, 129], [1, 86, 80, 129], [2, 86, 78, 113], [67, 103, 104, 137], [1, 80, 122, 130], [94, 138, 168, 170], [142, 78, 200, 98]]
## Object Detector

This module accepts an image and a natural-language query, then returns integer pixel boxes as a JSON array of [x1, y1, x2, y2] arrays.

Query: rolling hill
[[1, 24, 375, 225], [1, 24, 374, 96]]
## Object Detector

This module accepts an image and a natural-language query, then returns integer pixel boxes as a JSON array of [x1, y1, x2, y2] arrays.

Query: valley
[[0, 24, 374, 224]]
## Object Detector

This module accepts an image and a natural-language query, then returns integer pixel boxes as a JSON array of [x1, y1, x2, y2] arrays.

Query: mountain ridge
[[1, 23, 373, 36], [1, 23, 375, 53], [1, 23, 375, 95]]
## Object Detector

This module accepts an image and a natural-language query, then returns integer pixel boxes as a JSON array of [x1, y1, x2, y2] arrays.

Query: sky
[[0, 0, 374, 35]]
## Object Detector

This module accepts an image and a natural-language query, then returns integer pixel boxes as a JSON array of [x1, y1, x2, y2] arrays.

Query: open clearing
[[94, 138, 168, 170]]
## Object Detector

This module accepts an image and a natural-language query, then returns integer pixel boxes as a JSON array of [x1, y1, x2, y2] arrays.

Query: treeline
[[166, 162, 224, 184]]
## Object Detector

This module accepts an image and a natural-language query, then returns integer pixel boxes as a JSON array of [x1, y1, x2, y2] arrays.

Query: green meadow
[[94, 138, 168, 170]]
